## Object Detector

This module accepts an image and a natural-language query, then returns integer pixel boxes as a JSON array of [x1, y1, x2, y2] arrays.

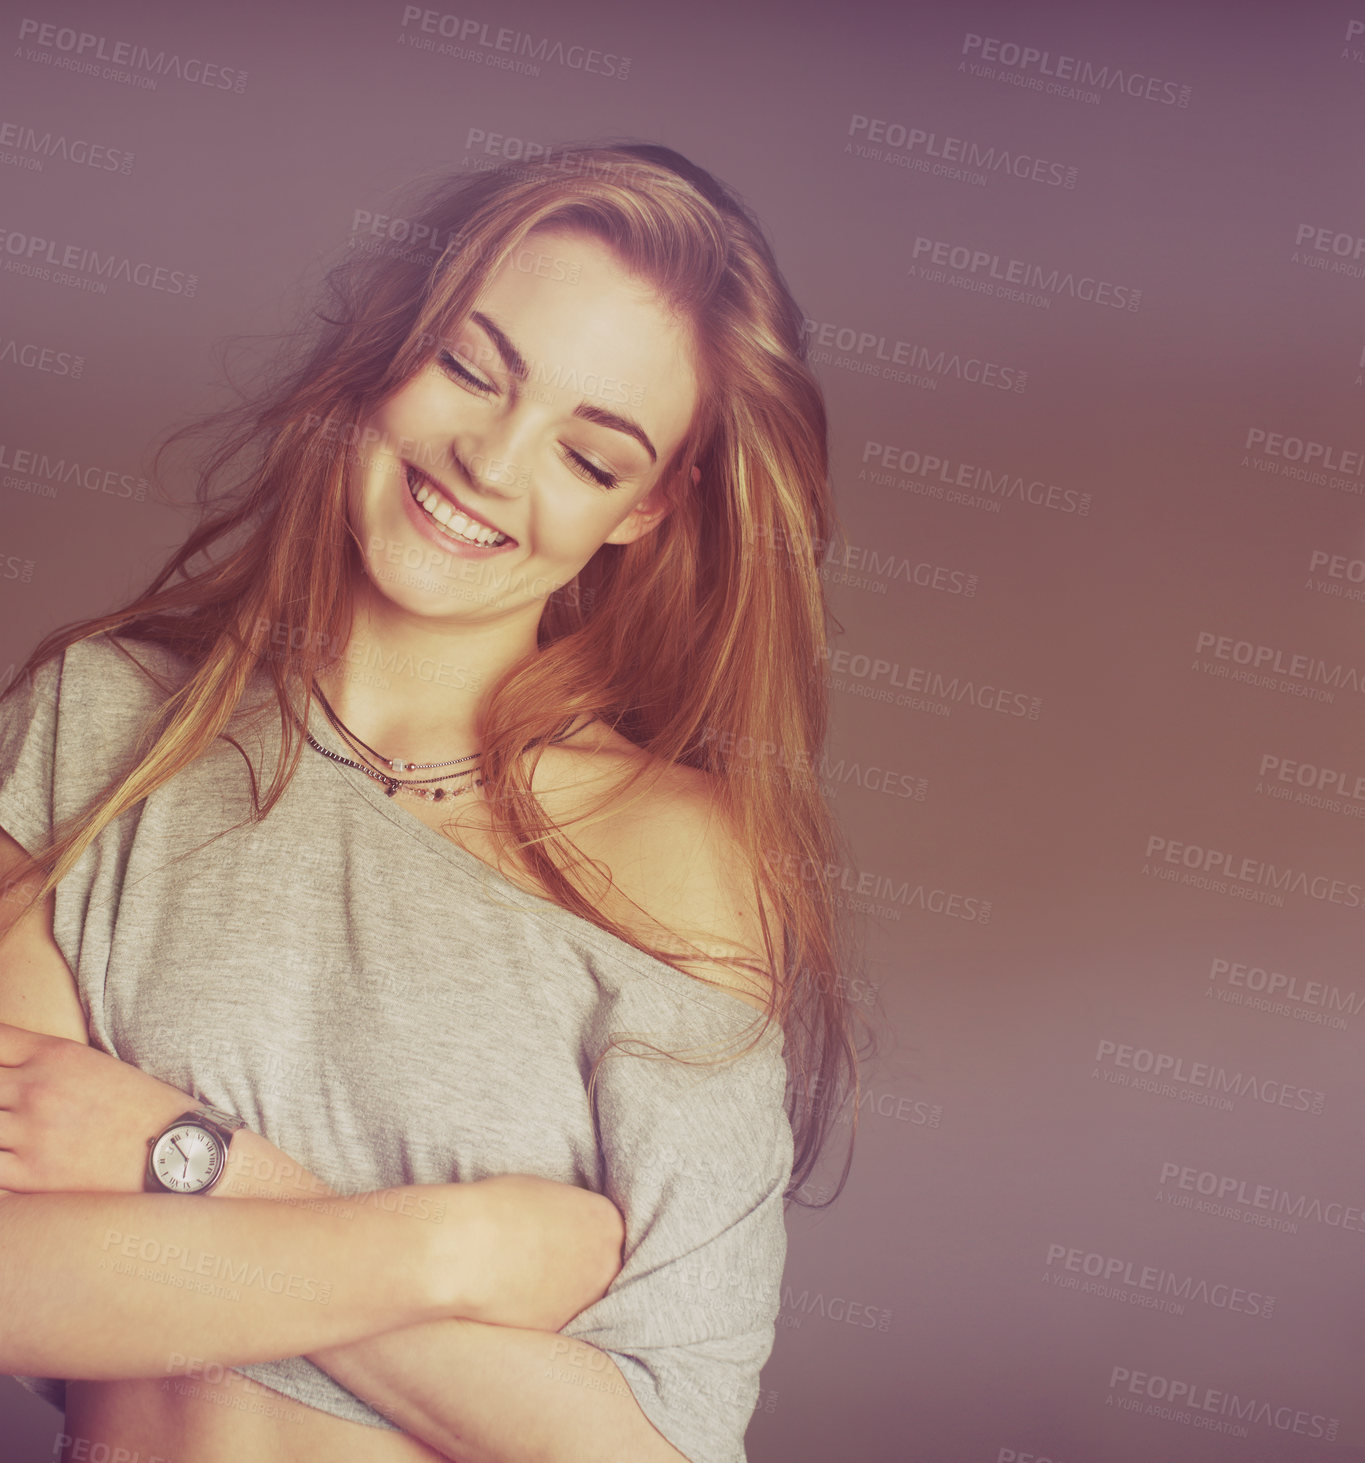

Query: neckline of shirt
[[289, 676, 777, 1032], [85, 631, 779, 1036]]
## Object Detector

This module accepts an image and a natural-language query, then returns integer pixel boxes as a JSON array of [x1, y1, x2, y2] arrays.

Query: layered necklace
[[304, 679, 593, 802]]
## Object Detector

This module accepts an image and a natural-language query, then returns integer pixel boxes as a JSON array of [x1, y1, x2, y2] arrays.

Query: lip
[[400, 462, 519, 556]]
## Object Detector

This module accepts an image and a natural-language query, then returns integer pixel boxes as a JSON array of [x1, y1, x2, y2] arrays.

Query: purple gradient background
[[2, 2, 1363, 1460]]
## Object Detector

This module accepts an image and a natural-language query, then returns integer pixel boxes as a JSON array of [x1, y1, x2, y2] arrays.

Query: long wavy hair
[[0, 142, 874, 1206]]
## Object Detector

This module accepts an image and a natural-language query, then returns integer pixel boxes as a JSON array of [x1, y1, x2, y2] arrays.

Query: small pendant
[[432, 787, 446, 800], [385, 778, 400, 797], [391, 759, 407, 772]]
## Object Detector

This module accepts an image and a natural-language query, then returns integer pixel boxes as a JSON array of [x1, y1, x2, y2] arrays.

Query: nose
[[453, 414, 534, 499]]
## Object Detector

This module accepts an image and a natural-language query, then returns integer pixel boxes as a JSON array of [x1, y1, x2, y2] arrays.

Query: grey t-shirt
[[0, 632, 792, 1463]]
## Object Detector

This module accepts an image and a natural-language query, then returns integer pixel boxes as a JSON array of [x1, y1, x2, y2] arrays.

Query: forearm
[[309, 1320, 688, 1463], [1, 1047, 626, 1454], [0, 1185, 456, 1379], [218, 1132, 659, 1461], [216, 1126, 347, 1204]]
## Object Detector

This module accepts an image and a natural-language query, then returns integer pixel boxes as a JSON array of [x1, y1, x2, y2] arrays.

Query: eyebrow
[[471, 312, 528, 380], [472, 311, 659, 465]]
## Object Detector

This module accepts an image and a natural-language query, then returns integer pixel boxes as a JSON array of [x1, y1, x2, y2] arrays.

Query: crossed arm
[[0, 838, 692, 1463], [0, 1057, 688, 1463], [227, 1114, 695, 1463]]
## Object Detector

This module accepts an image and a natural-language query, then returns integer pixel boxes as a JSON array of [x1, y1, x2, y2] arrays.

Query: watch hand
[[171, 1137, 190, 1161]]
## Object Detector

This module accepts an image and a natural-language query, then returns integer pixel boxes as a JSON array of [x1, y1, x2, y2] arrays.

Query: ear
[[603, 464, 697, 546]]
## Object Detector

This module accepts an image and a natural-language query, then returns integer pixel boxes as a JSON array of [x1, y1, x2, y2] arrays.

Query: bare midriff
[[63, 1374, 447, 1462]]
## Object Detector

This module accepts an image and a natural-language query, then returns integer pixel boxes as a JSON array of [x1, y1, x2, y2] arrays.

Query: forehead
[[469, 228, 700, 456]]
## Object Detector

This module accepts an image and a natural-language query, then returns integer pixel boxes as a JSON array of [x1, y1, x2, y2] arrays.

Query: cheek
[[541, 514, 604, 560], [546, 498, 642, 559], [347, 437, 396, 540], [364, 384, 437, 457]]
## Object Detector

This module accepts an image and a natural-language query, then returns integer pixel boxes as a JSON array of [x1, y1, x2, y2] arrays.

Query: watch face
[[150, 1122, 227, 1193]]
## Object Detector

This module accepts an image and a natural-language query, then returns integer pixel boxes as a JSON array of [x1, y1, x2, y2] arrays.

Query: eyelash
[[437, 350, 620, 490], [439, 349, 493, 394]]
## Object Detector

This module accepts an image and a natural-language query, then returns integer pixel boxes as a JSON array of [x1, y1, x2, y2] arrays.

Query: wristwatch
[[145, 1102, 246, 1195]]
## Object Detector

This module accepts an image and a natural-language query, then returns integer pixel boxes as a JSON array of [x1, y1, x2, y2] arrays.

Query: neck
[[312, 583, 542, 760]]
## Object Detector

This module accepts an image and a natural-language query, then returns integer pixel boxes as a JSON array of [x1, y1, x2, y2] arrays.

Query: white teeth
[[406, 468, 508, 546]]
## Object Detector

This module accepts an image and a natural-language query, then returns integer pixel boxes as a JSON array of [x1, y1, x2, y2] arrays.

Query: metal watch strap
[[190, 1101, 246, 1138]]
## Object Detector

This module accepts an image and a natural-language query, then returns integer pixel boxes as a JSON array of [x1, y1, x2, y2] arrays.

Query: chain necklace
[[305, 731, 481, 801], [313, 681, 481, 774], [304, 679, 595, 802]]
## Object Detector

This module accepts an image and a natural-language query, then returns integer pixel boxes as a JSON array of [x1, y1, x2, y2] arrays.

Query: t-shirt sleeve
[[559, 1004, 793, 1463], [0, 652, 62, 856], [0, 635, 178, 860]]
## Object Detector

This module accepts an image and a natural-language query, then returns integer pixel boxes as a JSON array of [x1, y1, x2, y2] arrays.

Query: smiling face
[[345, 227, 701, 629]]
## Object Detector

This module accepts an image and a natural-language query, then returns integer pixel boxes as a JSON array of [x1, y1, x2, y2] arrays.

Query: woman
[[0, 142, 866, 1463]]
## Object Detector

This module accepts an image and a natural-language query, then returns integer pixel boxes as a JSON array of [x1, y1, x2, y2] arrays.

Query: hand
[[454, 1172, 626, 1332], [0, 1022, 191, 1195]]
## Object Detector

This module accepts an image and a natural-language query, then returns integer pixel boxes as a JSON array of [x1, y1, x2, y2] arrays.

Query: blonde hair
[[1, 142, 875, 1206]]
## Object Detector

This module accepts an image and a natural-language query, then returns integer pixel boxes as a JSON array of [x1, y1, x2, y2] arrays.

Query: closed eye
[[438, 349, 494, 395], [440, 348, 620, 488], [563, 449, 619, 490]]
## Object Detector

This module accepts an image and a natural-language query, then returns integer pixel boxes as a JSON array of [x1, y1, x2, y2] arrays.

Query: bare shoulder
[[527, 725, 776, 1013]]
